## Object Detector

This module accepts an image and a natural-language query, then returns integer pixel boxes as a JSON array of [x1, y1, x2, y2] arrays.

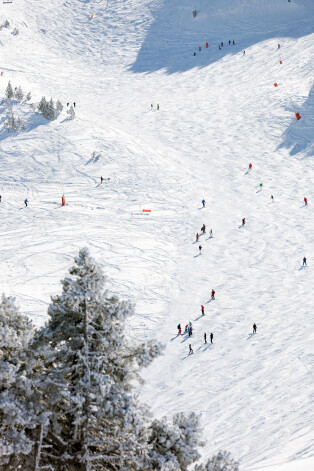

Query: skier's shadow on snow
[[256, 189, 262, 194], [194, 315, 204, 322], [247, 333, 256, 340], [171, 334, 180, 341], [194, 253, 201, 258], [299, 266, 307, 271], [238, 225, 244, 229], [205, 236, 213, 241], [206, 298, 214, 304], [181, 335, 191, 343], [202, 344, 213, 351]]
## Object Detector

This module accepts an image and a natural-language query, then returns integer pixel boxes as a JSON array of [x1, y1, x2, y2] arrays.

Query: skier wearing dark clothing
[[271, 195, 274, 201], [101, 176, 103, 183], [242, 218, 245, 226], [201, 224, 206, 234], [199, 245, 202, 254], [177, 324, 181, 334], [67, 103, 69, 107], [209, 229, 213, 237], [210, 333, 213, 343], [211, 289, 215, 300], [73, 102, 76, 108], [233, 40, 235, 45], [204, 333, 207, 344], [0, 195, 1, 202], [253, 323, 257, 333], [221, 42, 223, 47], [193, 52, 196, 56], [201, 305, 204, 315], [189, 344, 193, 355], [202, 199, 206, 207], [24, 199, 28, 207], [303, 257, 307, 266], [229, 40, 231, 45]]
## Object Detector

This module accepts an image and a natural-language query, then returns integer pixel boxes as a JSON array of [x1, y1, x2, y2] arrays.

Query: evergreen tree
[[56, 100, 63, 113], [5, 81, 13, 99], [6, 109, 16, 132], [45, 98, 56, 120], [148, 412, 203, 470], [37, 96, 48, 117], [15, 86, 24, 101], [32, 248, 163, 470], [194, 451, 239, 471], [0, 295, 40, 470], [67, 104, 75, 120]]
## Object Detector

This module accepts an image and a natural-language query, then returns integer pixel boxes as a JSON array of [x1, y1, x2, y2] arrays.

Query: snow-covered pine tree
[[15, 86, 24, 101], [26, 91, 31, 101], [0, 295, 41, 470], [32, 248, 163, 470], [56, 100, 63, 113], [194, 451, 239, 471], [148, 412, 204, 471], [46, 98, 56, 120], [5, 81, 13, 99], [67, 104, 75, 120], [37, 96, 48, 117], [5, 108, 17, 132]]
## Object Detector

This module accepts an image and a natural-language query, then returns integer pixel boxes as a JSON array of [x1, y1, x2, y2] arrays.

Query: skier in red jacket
[[304, 197, 308, 206], [211, 289, 215, 300]]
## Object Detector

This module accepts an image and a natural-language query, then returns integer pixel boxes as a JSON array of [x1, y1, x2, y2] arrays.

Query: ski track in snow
[[0, 0, 313, 469]]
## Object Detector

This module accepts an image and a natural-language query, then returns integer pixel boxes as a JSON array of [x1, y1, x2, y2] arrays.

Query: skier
[[73, 102, 76, 108], [233, 40, 235, 45], [210, 332, 213, 344], [259, 183, 263, 190], [67, 103, 69, 107], [248, 163, 252, 171], [303, 257, 307, 266], [201, 305, 204, 315], [253, 323, 257, 333], [189, 344, 193, 355], [199, 245, 202, 254], [0, 195, 1, 202], [201, 224, 206, 234], [157, 104, 159, 110], [193, 52, 196, 56], [243, 50, 246, 55], [277, 44, 280, 50], [221, 42, 223, 47], [202, 199, 206, 207], [24, 198, 28, 207], [219, 45, 221, 50], [270, 195, 274, 201], [209, 229, 213, 237], [199, 46, 201, 52], [101, 176, 103, 183], [177, 323, 182, 335], [204, 333, 207, 344], [304, 197, 308, 206], [242, 218, 245, 226], [151, 104, 153, 110], [211, 289, 215, 300], [229, 40, 231, 45], [196, 233, 199, 242]]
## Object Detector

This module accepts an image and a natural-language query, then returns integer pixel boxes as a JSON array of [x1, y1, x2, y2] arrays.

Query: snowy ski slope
[[0, 0, 313, 469]]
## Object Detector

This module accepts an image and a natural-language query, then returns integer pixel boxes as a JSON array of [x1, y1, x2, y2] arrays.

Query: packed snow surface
[[0, 0, 313, 469]]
